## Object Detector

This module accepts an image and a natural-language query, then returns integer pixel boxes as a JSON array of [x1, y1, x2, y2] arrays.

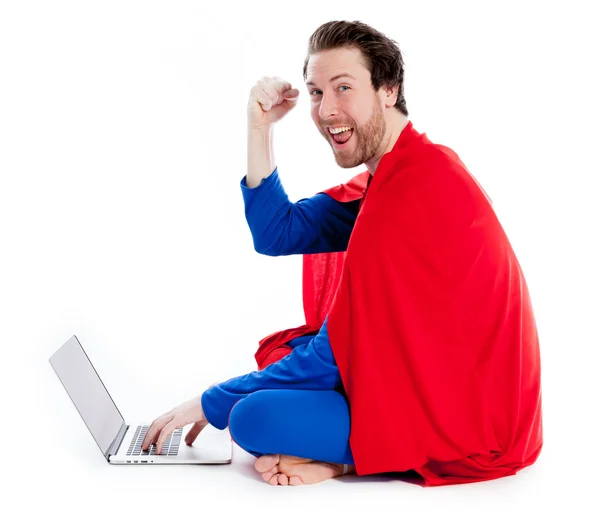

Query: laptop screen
[[50, 335, 125, 457]]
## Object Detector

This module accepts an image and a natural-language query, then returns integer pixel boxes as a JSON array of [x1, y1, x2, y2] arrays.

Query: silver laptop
[[49, 335, 232, 465]]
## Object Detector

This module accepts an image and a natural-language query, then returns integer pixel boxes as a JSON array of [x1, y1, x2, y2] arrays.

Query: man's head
[[303, 21, 409, 169]]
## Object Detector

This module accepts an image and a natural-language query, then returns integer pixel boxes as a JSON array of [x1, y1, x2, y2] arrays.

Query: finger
[[141, 419, 159, 451], [260, 80, 280, 105], [265, 77, 292, 99], [254, 88, 273, 111], [283, 88, 300, 103], [185, 421, 206, 446], [142, 415, 171, 451], [270, 77, 292, 90], [156, 419, 177, 455]]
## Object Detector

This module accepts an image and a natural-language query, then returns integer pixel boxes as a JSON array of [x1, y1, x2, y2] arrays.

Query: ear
[[382, 83, 399, 108]]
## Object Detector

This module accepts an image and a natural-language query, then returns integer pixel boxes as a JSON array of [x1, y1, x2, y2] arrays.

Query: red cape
[[254, 121, 543, 486]]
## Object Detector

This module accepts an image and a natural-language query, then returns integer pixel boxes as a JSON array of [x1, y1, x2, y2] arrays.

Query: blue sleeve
[[241, 168, 360, 256], [200, 316, 341, 430]]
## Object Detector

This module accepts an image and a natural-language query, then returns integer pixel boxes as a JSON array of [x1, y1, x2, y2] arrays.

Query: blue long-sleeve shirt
[[201, 168, 361, 430]]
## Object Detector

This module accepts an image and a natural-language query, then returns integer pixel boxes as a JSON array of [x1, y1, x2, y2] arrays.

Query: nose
[[318, 92, 339, 121]]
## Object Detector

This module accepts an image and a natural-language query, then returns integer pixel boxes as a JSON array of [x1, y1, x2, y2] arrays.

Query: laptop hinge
[[106, 423, 129, 460]]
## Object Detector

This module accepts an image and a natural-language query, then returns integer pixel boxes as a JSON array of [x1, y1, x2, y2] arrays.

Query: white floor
[[15, 430, 589, 513], [16, 340, 597, 513]]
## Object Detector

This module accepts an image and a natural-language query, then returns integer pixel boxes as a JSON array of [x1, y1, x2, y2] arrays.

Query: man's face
[[305, 47, 386, 169]]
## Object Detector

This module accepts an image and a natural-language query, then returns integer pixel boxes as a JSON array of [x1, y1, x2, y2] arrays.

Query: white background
[[1, 1, 599, 511]]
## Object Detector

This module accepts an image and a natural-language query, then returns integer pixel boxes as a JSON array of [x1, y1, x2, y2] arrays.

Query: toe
[[255, 454, 280, 473], [261, 467, 278, 483], [277, 473, 289, 486], [268, 474, 280, 486], [289, 475, 304, 486]]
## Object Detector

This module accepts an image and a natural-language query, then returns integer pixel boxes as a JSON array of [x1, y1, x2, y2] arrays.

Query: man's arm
[[241, 168, 360, 256], [247, 125, 276, 189], [246, 81, 358, 255], [200, 316, 341, 430]]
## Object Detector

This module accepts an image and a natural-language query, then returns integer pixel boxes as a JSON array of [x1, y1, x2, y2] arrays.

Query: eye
[[310, 85, 350, 96]]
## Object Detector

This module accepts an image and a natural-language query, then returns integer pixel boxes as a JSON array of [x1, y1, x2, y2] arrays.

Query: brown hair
[[303, 20, 408, 116]]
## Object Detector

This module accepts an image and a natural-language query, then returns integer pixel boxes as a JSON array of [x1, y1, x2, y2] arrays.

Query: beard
[[321, 97, 386, 169]]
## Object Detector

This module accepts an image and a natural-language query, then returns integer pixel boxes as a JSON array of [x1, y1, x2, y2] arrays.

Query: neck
[[365, 113, 410, 175]]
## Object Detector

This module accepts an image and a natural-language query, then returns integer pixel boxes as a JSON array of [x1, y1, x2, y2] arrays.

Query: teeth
[[328, 126, 352, 134]]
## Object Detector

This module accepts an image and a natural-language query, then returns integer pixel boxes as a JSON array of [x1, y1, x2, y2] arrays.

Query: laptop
[[49, 335, 232, 465]]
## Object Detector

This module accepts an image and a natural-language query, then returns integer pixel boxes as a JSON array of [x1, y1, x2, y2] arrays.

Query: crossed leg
[[228, 388, 356, 485]]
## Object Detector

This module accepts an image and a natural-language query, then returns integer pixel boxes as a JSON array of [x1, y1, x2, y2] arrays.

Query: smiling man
[[142, 20, 543, 487], [306, 58, 393, 171]]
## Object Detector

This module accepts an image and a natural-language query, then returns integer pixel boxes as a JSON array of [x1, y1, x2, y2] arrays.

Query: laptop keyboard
[[126, 425, 183, 456]]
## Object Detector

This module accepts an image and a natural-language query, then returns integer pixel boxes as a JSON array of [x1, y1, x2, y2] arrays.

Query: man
[[141, 20, 543, 487]]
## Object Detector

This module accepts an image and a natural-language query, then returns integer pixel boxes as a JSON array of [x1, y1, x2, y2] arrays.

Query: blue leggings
[[227, 335, 355, 465]]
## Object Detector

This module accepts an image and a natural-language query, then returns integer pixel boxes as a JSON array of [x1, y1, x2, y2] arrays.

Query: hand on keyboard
[[141, 395, 209, 455]]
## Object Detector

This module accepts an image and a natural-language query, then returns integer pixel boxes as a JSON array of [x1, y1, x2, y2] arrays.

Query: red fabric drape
[[253, 121, 543, 486], [254, 170, 371, 369]]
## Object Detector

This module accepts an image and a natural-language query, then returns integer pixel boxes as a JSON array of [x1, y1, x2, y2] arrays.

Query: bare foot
[[255, 454, 281, 484], [255, 454, 355, 486]]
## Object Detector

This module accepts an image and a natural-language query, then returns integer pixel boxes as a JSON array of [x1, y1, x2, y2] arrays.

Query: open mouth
[[328, 128, 354, 147]]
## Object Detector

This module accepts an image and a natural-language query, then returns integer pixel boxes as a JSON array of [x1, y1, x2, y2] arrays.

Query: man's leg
[[228, 388, 355, 484]]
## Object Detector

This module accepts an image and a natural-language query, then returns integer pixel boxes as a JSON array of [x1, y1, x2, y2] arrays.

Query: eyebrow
[[305, 73, 357, 87]]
